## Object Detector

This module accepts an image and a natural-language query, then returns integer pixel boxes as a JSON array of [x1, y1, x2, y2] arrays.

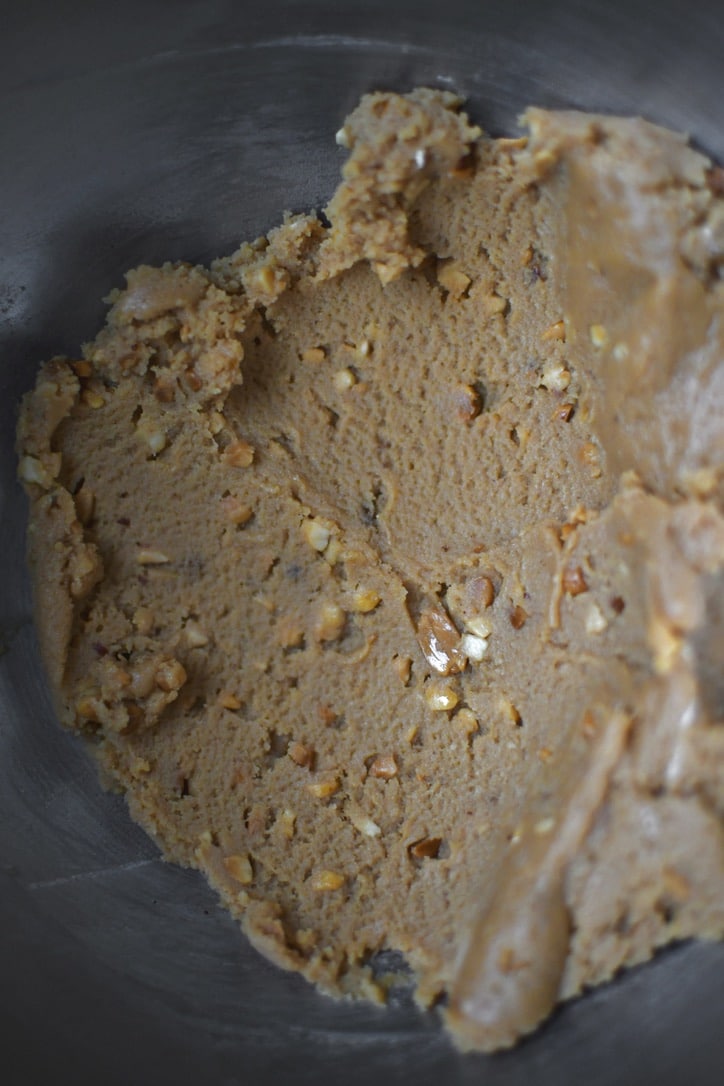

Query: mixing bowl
[[2, 1, 722, 1082]]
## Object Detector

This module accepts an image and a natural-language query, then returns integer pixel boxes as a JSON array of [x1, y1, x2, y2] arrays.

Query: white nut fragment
[[424, 682, 459, 712], [460, 633, 489, 662], [349, 810, 381, 838], [313, 602, 346, 642], [414, 147, 426, 169], [18, 454, 59, 488], [301, 346, 326, 364], [590, 324, 609, 348], [223, 854, 253, 885], [308, 777, 340, 799], [351, 587, 381, 613], [333, 367, 357, 392], [184, 620, 209, 648], [466, 615, 493, 639], [540, 362, 571, 391], [311, 870, 345, 892], [302, 517, 331, 552], [136, 548, 171, 565], [534, 817, 555, 836], [585, 602, 608, 635], [335, 126, 350, 148]]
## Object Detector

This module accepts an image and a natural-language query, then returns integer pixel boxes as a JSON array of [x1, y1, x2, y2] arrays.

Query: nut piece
[[455, 708, 479, 736], [308, 777, 340, 799], [349, 810, 381, 838], [222, 439, 255, 468], [541, 319, 566, 342], [184, 620, 209, 648], [136, 548, 171, 565], [393, 655, 412, 686], [562, 565, 588, 596], [369, 754, 398, 780], [590, 324, 608, 348], [333, 368, 357, 392], [585, 602, 608, 634], [540, 362, 571, 391], [277, 809, 296, 840], [313, 602, 346, 642], [218, 691, 242, 710], [416, 607, 465, 675], [311, 870, 345, 892], [224, 854, 253, 885], [409, 837, 442, 860], [509, 605, 528, 630], [437, 263, 471, 296], [220, 495, 253, 525], [351, 587, 381, 613], [301, 517, 332, 552], [460, 632, 488, 662], [454, 384, 482, 423], [424, 681, 459, 712], [466, 575, 495, 611], [155, 659, 187, 692], [301, 347, 326, 364], [288, 741, 315, 768]]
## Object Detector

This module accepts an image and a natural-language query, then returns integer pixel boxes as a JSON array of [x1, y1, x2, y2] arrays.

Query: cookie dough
[[17, 89, 724, 1051]]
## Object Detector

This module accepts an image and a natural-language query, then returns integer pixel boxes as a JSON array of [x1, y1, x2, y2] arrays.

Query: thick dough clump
[[17, 90, 724, 1051]]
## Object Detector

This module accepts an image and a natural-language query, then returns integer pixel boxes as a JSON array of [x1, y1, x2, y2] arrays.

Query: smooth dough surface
[[17, 89, 724, 1051]]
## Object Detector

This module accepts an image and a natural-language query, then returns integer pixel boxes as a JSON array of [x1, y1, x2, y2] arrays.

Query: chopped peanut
[[308, 777, 340, 799], [302, 517, 332, 552], [136, 548, 170, 565], [424, 682, 459, 712], [369, 754, 398, 780], [222, 439, 255, 468], [224, 854, 253, 885], [416, 607, 465, 675], [562, 565, 588, 596], [541, 319, 565, 341], [409, 837, 442, 860], [311, 870, 345, 892], [301, 347, 326, 364], [288, 741, 315, 768], [351, 587, 381, 613]]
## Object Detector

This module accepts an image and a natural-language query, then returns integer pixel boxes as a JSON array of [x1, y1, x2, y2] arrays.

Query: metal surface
[[1, 2, 722, 1083]]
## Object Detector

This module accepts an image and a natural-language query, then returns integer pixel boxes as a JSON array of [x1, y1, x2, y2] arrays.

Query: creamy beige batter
[[17, 89, 724, 1051]]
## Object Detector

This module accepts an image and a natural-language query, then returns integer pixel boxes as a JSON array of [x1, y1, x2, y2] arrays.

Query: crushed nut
[[455, 708, 479, 736], [510, 605, 528, 630], [349, 810, 381, 838], [393, 655, 412, 686], [136, 548, 171, 565], [351, 587, 381, 613], [555, 402, 575, 422], [133, 607, 154, 635], [416, 607, 465, 675], [453, 383, 482, 422], [335, 126, 350, 148], [301, 516, 332, 552], [276, 615, 305, 649], [585, 602, 608, 634], [288, 741, 315, 769], [580, 441, 602, 478], [466, 576, 495, 611], [424, 681, 459, 712], [483, 293, 508, 315], [81, 389, 105, 409], [534, 817, 555, 836], [313, 602, 346, 642], [74, 484, 95, 525], [409, 837, 442, 860], [460, 632, 488, 662], [333, 368, 357, 391], [369, 754, 398, 780], [590, 324, 608, 348], [155, 659, 187, 692], [301, 346, 326, 364], [540, 362, 571, 391], [311, 870, 345, 892], [220, 495, 253, 525], [562, 565, 588, 596], [71, 360, 93, 378], [277, 809, 296, 840], [308, 777, 340, 799], [437, 263, 471, 296], [18, 454, 58, 488], [541, 319, 565, 341], [222, 439, 255, 468], [224, 854, 253, 885], [184, 620, 209, 648], [218, 691, 242, 710]]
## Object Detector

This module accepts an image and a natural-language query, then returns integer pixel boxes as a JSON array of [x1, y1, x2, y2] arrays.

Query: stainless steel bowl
[[2, 2, 722, 1082]]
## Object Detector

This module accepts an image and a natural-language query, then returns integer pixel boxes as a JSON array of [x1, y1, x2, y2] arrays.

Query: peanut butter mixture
[[17, 90, 724, 1051]]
